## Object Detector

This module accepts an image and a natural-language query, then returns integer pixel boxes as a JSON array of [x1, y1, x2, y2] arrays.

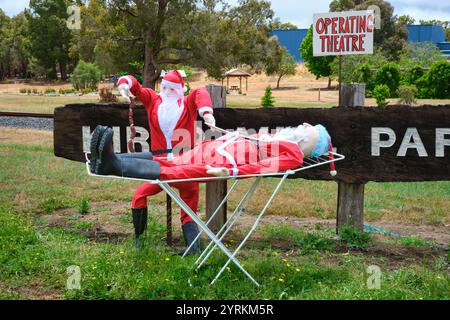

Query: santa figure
[[114, 70, 216, 253], [91, 123, 337, 251]]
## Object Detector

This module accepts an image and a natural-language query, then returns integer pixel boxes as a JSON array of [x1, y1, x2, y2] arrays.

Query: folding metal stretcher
[[85, 128, 345, 287]]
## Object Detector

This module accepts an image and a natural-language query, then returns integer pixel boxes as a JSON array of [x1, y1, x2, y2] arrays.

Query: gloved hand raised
[[203, 113, 216, 128], [118, 83, 135, 104]]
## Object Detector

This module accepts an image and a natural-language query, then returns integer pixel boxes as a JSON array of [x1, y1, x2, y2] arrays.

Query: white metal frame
[[86, 150, 345, 287]]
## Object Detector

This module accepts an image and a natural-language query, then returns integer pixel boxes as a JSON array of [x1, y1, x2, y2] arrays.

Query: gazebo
[[222, 68, 251, 94]]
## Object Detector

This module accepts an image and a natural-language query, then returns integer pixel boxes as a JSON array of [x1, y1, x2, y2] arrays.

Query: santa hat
[[161, 70, 187, 93], [312, 125, 338, 177]]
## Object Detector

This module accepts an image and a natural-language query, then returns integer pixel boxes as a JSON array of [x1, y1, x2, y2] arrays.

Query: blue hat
[[311, 124, 331, 158]]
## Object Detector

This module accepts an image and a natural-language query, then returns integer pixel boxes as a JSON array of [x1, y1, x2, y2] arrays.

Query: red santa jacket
[[117, 75, 213, 154], [157, 134, 304, 181]]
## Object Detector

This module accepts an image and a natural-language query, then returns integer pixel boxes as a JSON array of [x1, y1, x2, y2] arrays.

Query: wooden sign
[[313, 10, 375, 56], [54, 104, 450, 184]]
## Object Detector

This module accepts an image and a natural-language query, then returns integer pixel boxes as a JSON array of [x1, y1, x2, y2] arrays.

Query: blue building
[[270, 24, 450, 62]]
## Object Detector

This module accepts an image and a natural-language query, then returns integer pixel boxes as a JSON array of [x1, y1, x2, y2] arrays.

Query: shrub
[[298, 233, 336, 253], [397, 85, 418, 105], [32, 89, 38, 94], [19, 88, 27, 94], [71, 60, 102, 91], [373, 84, 390, 107], [44, 88, 56, 94], [261, 86, 275, 108], [402, 65, 424, 86], [82, 87, 94, 95], [27, 88, 32, 94], [355, 63, 374, 91], [339, 225, 371, 249], [38, 197, 65, 214], [375, 63, 400, 97], [423, 61, 450, 99], [78, 197, 90, 215], [99, 87, 118, 103]]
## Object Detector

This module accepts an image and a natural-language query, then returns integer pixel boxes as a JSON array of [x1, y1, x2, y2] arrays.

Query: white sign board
[[313, 10, 374, 56]]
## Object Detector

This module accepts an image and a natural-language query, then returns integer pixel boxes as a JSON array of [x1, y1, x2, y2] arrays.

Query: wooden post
[[337, 83, 366, 233], [336, 183, 365, 233], [205, 85, 227, 231], [340, 84, 365, 106]]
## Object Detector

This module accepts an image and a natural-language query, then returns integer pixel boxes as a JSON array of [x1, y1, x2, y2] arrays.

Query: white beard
[[273, 126, 309, 143], [158, 93, 185, 151]]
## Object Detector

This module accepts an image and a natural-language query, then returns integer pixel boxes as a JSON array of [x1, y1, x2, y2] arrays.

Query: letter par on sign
[[371, 128, 450, 157]]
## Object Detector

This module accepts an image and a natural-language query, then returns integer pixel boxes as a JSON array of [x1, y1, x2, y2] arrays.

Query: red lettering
[[352, 35, 359, 51], [359, 34, 365, 51], [349, 16, 356, 33], [319, 35, 327, 52], [316, 18, 325, 34], [367, 14, 374, 32], [331, 17, 338, 34], [324, 18, 332, 33], [339, 17, 345, 33], [359, 16, 366, 33]]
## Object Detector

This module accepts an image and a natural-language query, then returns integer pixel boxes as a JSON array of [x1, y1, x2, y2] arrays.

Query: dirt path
[[39, 200, 449, 247]]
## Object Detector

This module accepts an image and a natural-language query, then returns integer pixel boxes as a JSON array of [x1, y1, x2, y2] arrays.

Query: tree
[[25, 0, 73, 80], [399, 42, 446, 69], [71, 60, 102, 90], [0, 9, 12, 80], [10, 13, 32, 78], [269, 18, 298, 30], [266, 48, 297, 89], [261, 85, 275, 108], [105, 0, 283, 88], [397, 14, 415, 26], [300, 26, 335, 88]]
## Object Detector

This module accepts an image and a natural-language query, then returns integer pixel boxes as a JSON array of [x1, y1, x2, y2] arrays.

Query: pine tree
[[261, 86, 275, 108]]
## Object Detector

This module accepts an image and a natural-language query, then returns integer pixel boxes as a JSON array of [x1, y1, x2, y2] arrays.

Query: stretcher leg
[[182, 179, 240, 258], [196, 177, 262, 269], [159, 182, 260, 287], [211, 174, 289, 285]]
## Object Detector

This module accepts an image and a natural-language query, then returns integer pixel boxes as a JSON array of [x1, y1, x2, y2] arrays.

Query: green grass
[[0, 141, 449, 299]]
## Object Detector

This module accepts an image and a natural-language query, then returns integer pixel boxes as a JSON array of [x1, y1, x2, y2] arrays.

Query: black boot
[[181, 221, 201, 255], [93, 127, 160, 179], [132, 208, 148, 248], [89, 125, 108, 172]]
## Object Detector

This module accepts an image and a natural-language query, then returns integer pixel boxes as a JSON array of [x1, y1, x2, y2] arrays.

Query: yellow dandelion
[[119, 250, 125, 254], [226, 267, 231, 273], [165, 257, 170, 261], [295, 268, 301, 272], [286, 263, 292, 267], [278, 278, 285, 282]]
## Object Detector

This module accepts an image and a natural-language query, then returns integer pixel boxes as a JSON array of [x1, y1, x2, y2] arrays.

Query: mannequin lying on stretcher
[[89, 123, 337, 181]]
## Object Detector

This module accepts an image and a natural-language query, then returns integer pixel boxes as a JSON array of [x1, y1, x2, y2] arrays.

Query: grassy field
[[0, 128, 448, 299]]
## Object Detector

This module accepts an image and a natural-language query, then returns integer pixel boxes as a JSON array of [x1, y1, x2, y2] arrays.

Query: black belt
[[151, 149, 173, 156]]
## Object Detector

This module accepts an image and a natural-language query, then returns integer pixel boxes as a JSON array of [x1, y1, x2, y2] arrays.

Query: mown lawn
[[0, 132, 448, 299]]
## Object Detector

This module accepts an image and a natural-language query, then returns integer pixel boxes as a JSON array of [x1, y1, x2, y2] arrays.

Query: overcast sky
[[1, 0, 449, 27]]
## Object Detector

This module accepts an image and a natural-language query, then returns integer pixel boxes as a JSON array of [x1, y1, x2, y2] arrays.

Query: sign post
[[313, 10, 375, 233]]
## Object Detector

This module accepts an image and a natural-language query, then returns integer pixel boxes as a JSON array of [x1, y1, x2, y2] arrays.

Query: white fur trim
[[229, 168, 239, 177], [118, 76, 133, 88], [198, 106, 214, 117], [330, 170, 337, 177], [161, 79, 183, 90]]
